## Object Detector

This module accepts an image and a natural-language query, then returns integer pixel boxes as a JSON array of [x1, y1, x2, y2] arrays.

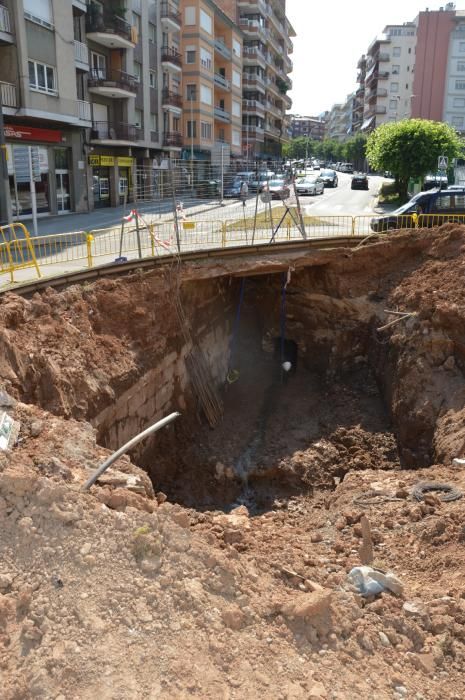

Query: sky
[[286, 0, 453, 116]]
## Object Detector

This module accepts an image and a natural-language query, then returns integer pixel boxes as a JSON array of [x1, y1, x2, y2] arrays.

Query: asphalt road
[[296, 171, 383, 216]]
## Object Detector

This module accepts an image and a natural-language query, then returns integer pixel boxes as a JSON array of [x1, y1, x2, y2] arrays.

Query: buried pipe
[[81, 412, 181, 492]]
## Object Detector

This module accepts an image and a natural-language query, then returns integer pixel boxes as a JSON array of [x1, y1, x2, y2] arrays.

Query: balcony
[[160, 2, 181, 32], [161, 46, 182, 71], [0, 3, 13, 44], [86, 8, 136, 50], [214, 38, 231, 60], [88, 69, 137, 98], [74, 40, 89, 71], [77, 99, 91, 122], [243, 46, 267, 67], [239, 18, 267, 39], [162, 89, 182, 111], [214, 106, 230, 122], [243, 125, 265, 141], [243, 74, 266, 92], [214, 73, 231, 91], [163, 131, 182, 148], [366, 87, 388, 100], [243, 99, 265, 114], [90, 121, 141, 144], [0, 80, 16, 108], [378, 52, 390, 62]]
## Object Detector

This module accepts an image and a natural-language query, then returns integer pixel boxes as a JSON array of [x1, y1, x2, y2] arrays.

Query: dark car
[[319, 169, 338, 188], [223, 178, 242, 198], [351, 173, 369, 190], [370, 187, 465, 232]]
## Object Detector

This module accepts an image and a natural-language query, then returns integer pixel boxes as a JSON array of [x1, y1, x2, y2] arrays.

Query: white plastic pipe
[[81, 412, 180, 491]]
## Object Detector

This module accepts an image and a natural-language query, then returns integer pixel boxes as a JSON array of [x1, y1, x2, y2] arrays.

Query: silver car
[[295, 176, 324, 196]]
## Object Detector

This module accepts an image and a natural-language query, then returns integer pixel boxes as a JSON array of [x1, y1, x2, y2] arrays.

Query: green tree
[[342, 134, 367, 170], [366, 119, 463, 199], [283, 137, 317, 160]]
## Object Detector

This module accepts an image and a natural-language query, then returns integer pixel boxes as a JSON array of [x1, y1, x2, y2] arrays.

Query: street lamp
[[189, 93, 194, 192]]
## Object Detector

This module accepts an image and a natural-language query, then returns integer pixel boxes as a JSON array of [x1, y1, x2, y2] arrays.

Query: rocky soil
[[1, 225, 465, 698]]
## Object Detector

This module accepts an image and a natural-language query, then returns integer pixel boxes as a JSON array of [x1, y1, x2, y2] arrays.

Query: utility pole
[[0, 100, 12, 224]]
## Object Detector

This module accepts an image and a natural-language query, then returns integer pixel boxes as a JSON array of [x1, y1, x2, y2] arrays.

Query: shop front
[[89, 155, 135, 208]]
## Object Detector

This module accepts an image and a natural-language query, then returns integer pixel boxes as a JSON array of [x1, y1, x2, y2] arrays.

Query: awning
[[361, 116, 376, 131]]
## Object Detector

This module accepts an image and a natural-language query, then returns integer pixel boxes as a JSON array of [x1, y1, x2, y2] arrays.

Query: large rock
[[281, 589, 332, 621]]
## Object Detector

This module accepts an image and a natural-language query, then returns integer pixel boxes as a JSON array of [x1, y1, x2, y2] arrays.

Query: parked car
[[295, 176, 324, 196], [351, 173, 369, 190], [340, 163, 354, 174], [250, 171, 275, 191], [262, 179, 291, 200], [370, 187, 465, 232], [320, 169, 338, 188], [223, 178, 243, 198]]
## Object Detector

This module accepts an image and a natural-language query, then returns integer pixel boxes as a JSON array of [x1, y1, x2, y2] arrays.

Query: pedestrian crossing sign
[[438, 155, 449, 170]]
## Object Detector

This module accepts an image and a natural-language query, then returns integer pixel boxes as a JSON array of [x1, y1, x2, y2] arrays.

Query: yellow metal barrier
[[0, 223, 41, 282]]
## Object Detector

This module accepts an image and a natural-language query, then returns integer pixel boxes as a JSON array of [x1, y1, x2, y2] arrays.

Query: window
[[232, 100, 241, 117], [233, 39, 241, 58], [389, 99, 398, 110], [408, 47, 412, 53], [232, 69, 241, 88], [390, 82, 399, 92], [173, 117, 180, 131], [185, 6, 195, 25], [458, 61, 465, 72], [135, 109, 143, 128], [134, 61, 142, 82], [200, 9, 212, 34], [149, 23, 156, 43], [187, 121, 196, 138], [232, 129, 241, 146], [405, 83, 409, 89], [200, 84, 212, 105], [201, 121, 212, 139], [453, 97, 465, 107], [392, 65, 400, 74], [91, 51, 106, 78], [460, 42, 465, 52], [132, 12, 141, 38], [24, 0, 53, 27], [200, 47, 212, 70], [149, 71, 157, 88], [186, 47, 196, 64], [451, 115, 464, 128], [393, 47, 401, 57], [186, 84, 197, 100], [436, 195, 453, 211], [150, 113, 158, 131], [455, 80, 465, 89], [28, 59, 57, 95]]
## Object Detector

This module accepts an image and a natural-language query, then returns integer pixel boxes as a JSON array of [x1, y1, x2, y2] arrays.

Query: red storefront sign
[[4, 124, 63, 143]]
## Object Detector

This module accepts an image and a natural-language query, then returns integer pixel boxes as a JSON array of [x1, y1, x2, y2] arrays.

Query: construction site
[[2, 216, 465, 700]]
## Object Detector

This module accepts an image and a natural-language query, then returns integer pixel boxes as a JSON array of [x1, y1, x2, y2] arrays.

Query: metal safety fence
[[2, 213, 464, 287]]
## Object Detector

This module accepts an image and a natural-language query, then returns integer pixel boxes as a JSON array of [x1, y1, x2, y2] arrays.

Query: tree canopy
[[366, 119, 463, 197]]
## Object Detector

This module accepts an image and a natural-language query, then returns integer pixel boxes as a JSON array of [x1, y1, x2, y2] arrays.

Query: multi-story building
[[289, 115, 326, 141], [326, 94, 353, 142], [235, 0, 294, 160], [352, 55, 366, 133], [0, 0, 182, 217], [359, 22, 417, 133], [179, 0, 243, 163]]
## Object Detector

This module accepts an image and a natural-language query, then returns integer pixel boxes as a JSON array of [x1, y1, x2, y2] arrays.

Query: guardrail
[[2, 213, 463, 288]]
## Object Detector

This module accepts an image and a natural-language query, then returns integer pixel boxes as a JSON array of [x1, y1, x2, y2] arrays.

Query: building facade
[[179, 0, 243, 163], [289, 115, 326, 141], [234, 0, 294, 160], [0, 0, 183, 218], [326, 94, 353, 142]]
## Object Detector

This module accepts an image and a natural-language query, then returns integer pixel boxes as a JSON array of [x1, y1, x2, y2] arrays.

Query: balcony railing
[[88, 69, 137, 94], [163, 131, 182, 147], [243, 99, 265, 112], [243, 74, 265, 88], [162, 89, 182, 108], [0, 80, 16, 107], [0, 3, 12, 34], [85, 8, 134, 44], [77, 100, 91, 121], [91, 121, 141, 141], [214, 38, 232, 60], [74, 39, 89, 66], [160, 2, 181, 27], [214, 106, 230, 121], [214, 73, 230, 90], [244, 46, 266, 62], [161, 46, 182, 67]]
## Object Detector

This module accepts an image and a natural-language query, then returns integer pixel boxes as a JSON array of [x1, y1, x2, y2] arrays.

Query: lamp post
[[190, 93, 194, 193]]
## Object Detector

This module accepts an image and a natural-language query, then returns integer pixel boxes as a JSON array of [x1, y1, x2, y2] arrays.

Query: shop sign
[[117, 157, 134, 167], [5, 124, 62, 143], [88, 155, 100, 166], [100, 156, 115, 166]]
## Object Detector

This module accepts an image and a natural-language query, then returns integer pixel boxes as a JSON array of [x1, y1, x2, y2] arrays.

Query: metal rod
[[28, 147, 38, 237], [135, 207, 142, 259], [81, 412, 180, 491]]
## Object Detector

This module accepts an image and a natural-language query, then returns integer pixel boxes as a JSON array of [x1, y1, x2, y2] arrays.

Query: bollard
[[85, 232, 94, 268]]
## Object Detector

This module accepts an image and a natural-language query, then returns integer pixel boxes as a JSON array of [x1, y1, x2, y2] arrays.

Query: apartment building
[[179, 0, 243, 163], [289, 115, 326, 141], [0, 0, 182, 217], [352, 55, 366, 133], [326, 93, 353, 142], [236, 0, 294, 160]]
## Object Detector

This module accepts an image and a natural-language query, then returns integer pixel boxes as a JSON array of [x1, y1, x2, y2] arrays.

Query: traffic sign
[[438, 155, 449, 170]]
